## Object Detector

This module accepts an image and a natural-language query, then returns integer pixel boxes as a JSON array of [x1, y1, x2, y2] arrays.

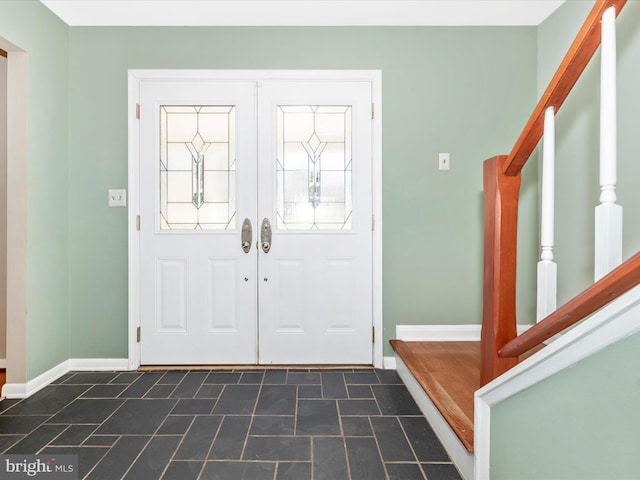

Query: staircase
[[390, 1, 640, 478]]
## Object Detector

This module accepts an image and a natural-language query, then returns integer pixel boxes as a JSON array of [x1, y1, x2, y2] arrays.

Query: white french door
[[139, 81, 257, 364], [138, 76, 373, 365], [257, 82, 372, 364]]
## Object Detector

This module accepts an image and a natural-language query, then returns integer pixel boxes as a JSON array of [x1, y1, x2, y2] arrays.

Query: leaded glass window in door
[[160, 105, 236, 230], [276, 106, 352, 230]]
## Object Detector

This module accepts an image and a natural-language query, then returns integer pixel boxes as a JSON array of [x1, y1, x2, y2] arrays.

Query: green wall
[[490, 330, 640, 479], [0, 4, 540, 376], [67, 26, 538, 358], [489, 2, 640, 477], [0, 1, 70, 379]]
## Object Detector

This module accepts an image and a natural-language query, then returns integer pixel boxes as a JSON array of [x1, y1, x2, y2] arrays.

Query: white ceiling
[[40, 0, 566, 27]]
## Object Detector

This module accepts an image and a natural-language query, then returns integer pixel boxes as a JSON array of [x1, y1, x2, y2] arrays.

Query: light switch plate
[[108, 189, 127, 207], [439, 153, 450, 170]]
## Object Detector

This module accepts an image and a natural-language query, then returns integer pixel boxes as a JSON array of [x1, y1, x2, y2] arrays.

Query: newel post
[[481, 155, 520, 386]]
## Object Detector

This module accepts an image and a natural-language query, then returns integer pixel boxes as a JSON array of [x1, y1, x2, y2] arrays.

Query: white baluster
[[537, 106, 557, 322], [595, 6, 622, 281]]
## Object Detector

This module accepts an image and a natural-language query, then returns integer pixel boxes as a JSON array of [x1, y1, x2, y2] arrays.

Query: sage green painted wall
[[67, 26, 538, 358], [538, 0, 640, 305], [489, 2, 640, 477], [0, 1, 70, 379], [490, 330, 640, 479]]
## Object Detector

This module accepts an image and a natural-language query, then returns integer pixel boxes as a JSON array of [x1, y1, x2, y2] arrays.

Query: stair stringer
[[475, 284, 640, 479]]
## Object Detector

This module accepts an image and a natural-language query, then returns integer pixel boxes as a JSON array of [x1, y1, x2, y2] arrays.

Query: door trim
[[127, 70, 383, 369]]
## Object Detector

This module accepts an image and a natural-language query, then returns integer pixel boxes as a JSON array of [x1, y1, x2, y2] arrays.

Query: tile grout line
[[293, 379, 300, 437], [396, 415, 427, 478], [120, 370, 195, 480], [80, 371, 154, 479], [200, 411, 225, 477], [118, 434, 154, 480], [368, 380, 393, 480], [309, 435, 314, 480], [159, 414, 197, 479], [367, 415, 392, 480], [341, 426, 354, 480], [194, 369, 222, 478], [235, 376, 263, 464]]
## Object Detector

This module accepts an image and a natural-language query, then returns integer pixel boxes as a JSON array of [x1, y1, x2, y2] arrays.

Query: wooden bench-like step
[[391, 339, 546, 454], [390, 340, 480, 453]]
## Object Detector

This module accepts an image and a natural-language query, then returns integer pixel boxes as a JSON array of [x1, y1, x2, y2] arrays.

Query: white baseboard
[[68, 358, 129, 371], [1, 358, 130, 399], [396, 354, 473, 480], [396, 324, 532, 342], [2, 360, 70, 399], [0, 358, 6, 369], [382, 356, 396, 369]]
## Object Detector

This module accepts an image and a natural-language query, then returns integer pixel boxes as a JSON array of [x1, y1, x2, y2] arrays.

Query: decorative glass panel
[[276, 106, 352, 230], [160, 106, 236, 230]]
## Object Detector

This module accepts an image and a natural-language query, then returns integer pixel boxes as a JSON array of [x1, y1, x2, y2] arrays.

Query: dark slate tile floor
[[0, 368, 462, 480]]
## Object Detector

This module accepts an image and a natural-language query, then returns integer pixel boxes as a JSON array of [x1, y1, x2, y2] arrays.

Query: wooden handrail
[[499, 251, 640, 358], [503, 0, 627, 177]]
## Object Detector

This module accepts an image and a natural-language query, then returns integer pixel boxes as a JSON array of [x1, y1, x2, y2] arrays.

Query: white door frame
[[127, 69, 383, 369]]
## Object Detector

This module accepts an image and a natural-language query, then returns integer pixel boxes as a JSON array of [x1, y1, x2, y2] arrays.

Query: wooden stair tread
[[391, 339, 546, 454], [391, 340, 479, 453]]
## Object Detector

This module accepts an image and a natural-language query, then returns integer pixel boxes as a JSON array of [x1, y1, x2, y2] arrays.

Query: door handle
[[261, 218, 272, 253], [241, 218, 252, 253]]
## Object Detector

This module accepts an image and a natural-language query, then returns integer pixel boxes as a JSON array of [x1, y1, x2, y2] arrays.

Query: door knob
[[261, 218, 272, 253], [241, 218, 252, 253]]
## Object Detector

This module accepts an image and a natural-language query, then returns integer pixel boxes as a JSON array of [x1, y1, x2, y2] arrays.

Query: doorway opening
[[0, 37, 28, 397]]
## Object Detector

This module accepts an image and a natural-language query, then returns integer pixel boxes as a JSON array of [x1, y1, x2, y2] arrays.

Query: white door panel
[[156, 258, 187, 332], [207, 258, 241, 332]]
